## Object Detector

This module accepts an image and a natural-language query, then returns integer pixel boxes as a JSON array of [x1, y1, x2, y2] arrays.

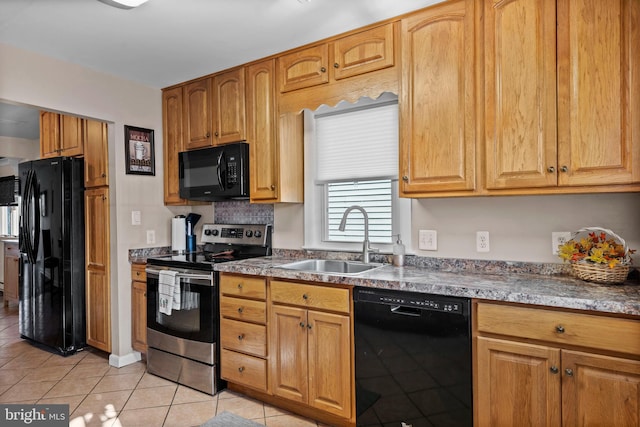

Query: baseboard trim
[[108, 351, 142, 368]]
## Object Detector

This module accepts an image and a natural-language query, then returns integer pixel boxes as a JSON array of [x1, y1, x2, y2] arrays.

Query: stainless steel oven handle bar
[[146, 268, 214, 285]]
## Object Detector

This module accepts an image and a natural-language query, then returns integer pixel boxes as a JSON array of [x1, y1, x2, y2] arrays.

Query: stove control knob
[[245, 230, 253, 237], [204, 229, 212, 236], [211, 229, 219, 236], [254, 230, 262, 238]]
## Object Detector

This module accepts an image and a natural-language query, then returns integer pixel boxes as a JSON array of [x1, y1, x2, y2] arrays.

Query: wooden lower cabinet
[[220, 274, 354, 426], [3, 242, 19, 306], [475, 301, 640, 427], [131, 262, 147, 352]]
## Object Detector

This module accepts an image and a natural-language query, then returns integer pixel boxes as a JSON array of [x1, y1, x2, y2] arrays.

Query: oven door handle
[[146, 268, 213, 281]]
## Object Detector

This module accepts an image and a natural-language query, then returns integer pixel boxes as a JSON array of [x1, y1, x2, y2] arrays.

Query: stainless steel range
[[145, 223, 272, 395]]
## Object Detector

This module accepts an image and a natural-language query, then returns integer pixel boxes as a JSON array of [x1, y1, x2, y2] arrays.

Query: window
[[0, 206, 19, 237], [303, 93, 411, 253]]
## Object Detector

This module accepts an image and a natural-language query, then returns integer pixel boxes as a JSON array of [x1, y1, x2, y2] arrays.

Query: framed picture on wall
[[124, 125, 155, 175]]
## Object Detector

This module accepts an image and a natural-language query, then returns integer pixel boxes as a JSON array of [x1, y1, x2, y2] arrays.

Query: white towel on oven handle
[[158, 270, 179, 315]]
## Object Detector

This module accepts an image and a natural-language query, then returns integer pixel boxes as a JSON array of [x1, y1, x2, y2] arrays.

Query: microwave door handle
[[216, 151, 226, 191]]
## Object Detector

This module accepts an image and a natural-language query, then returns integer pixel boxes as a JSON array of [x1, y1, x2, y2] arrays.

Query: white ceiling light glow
[[98, 0, 149, 9]]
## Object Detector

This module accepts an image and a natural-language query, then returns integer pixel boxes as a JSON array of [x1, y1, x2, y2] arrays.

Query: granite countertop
[[214, 256, 640, 317]]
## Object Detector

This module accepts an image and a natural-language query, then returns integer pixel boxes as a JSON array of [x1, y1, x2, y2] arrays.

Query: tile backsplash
[[214, 200, 274, 225]]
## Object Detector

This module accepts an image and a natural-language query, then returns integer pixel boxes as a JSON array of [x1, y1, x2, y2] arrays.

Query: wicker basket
[[571, 263, 630, 284], [568, 227, 632, 284]]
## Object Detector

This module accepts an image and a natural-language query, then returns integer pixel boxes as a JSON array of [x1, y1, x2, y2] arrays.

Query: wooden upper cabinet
[[83, 119, 109, 188], [277, 23, 395, 93], [60, 115, 84, 157], [40, 111, 60, 158], [278, 44, 329, 93], [39, 111, 84, 158], [246, 60, 278, 201], [484, 0, 558, 189], [331, 23, 395, 80], [162, 86, 186, 205], [556, 0, 640, 187], [399, 0, 476, 195], [212, 67, 246, 144], [183, 77, 213, 150]]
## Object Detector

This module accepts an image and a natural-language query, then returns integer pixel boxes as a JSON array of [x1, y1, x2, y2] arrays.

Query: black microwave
[[179, 142, 250, 201]]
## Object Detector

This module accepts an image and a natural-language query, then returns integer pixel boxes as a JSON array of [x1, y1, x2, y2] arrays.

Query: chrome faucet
[[338, 205, 378, 263]]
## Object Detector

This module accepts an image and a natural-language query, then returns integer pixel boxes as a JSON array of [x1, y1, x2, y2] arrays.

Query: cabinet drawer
[[476, 302, 640, 356], [220, 318, 267, 357], [221, 348, 268, 392], [4, 243, 18, 256], [220, 274, 266, 300], [271, 280, 350, 314], [131, 262, 146, 282], [220, 296, 266, 324]]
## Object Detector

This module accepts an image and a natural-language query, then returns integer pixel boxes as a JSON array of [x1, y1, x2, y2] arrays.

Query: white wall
[[0, 42, 176, 364]]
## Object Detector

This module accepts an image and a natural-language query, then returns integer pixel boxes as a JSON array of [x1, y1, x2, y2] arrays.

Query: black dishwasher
[[354, 287, 472, 427]]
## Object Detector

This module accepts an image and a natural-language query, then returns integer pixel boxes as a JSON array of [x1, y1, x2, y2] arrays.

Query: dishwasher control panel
[[355, 288, 467, 315]]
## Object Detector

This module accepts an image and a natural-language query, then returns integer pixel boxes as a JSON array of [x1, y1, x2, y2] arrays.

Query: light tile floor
[[0, 296, 325, 426]]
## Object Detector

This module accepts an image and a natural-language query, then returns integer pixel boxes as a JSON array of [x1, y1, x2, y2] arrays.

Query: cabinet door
[[131, 280, 147, 352], [246, 59, 279, 202], [484, 0, 558, 189], [399, 0, 476, 195], [332, 23, 395, 81], [3, 244, 19, 304], [307, 310, 351, 419], [162, 86, 187, 205], [59, 115, 84, 157], [85, 187, 111, 353], [557, 0, 640, 186], [278, 44, 329, 92], [84, 119, 109, 188], [39, 111, 60, 158], [476, 337, 561, 427], [212, 67, 246, 144], [562, 350, 640, 427], [183, 78, 213, 150], [270, 304, 308, 403]]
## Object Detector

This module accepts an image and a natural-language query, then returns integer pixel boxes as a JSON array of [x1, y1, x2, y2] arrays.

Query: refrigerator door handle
[[22, 169, 40, 264]]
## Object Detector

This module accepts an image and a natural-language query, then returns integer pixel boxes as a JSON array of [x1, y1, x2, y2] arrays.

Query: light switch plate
[[131, 210, 141, 225], [419, 230, 437, 251]]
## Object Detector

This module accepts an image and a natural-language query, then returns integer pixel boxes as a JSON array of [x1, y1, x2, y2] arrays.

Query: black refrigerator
[[18, 157, 86, 356]]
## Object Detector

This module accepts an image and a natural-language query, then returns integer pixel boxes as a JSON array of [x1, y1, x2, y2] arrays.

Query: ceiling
[[0, 0, 439, 141]]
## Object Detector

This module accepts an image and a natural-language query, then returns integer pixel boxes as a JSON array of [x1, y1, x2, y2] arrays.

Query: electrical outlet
[[552, 231, 572, 255], [146, 230, 155, 244], [419, 230, 437, 251], [476, 231, 490, 252]]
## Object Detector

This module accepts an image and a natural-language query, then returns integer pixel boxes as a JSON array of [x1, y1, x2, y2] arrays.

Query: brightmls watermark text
[[1, 405, 68, 426]]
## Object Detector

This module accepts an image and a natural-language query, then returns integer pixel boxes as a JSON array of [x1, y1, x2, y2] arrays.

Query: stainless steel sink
[[276, 259, 383, 275]]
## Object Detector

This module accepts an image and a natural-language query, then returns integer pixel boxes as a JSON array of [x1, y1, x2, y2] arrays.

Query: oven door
[[146, 266, 216, 344]]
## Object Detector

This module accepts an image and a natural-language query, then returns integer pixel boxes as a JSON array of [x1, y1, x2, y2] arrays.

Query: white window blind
[[326, 180, 393, 244], [315, 101, 398, 182]]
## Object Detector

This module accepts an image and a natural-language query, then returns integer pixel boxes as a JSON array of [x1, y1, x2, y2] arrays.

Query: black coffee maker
[[185, 213, 201, 252]]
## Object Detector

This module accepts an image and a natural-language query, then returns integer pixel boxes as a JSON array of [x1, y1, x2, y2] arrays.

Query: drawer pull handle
[[238, 307, 244, 313], [302, 294, 308, 300], [565, 368, 574, 377], [550, 366, 559, 374], [237, 334, 245, 341], [238, 366, 245, 373], [237, 283, 243, 290], [555, 325, 565, 333]]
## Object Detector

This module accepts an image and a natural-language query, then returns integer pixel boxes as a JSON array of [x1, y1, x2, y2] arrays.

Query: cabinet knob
[[237, 307, 243, 314], [238, 366, 245, 373], [320, 66, 327, 73], [299, 322, 305, 328], [215, 131, 219, 137], [302, 293, 308, 300], [560, 165, 568, 173], [237, 333, 244, 341], [206, 132, 211, 138], [555, 325, 565, 333], [270, 184, 276, 190], [334, 63, 339, 68], [402, 176, 409, 182], [237, 283, 243, 290], [144, 292, 146, 297], [565, 368, 574, 377], [550, 366, 559, 374], [102, 173, 106, 177], [307, 323, 312, 330], [547, 166, 556, 173]]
